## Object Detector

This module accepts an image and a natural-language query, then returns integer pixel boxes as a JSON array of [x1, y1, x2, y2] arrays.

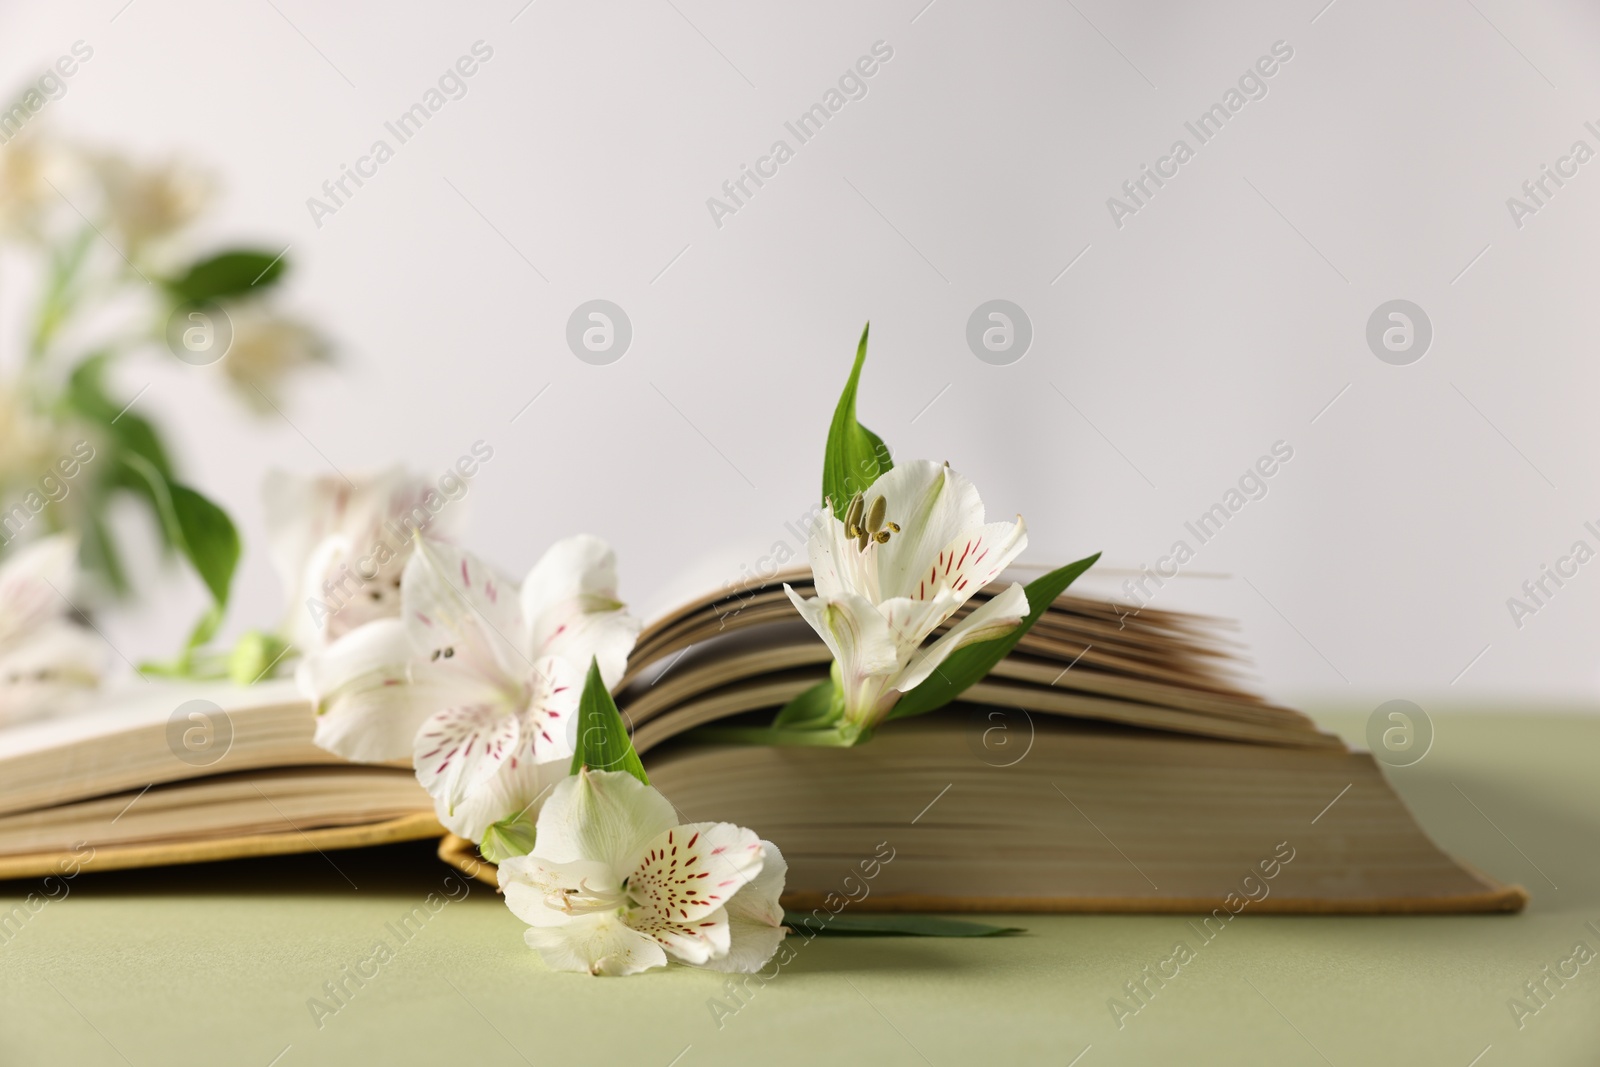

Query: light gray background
[[2, 0, 1597, 712]]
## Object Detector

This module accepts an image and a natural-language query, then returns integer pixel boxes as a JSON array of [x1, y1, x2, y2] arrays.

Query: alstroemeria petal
[[402, 540, 527, 688], [319, 541, 410, 644], [500, 854, 624, 927], [916, 518, 1029, 605], [868, 461, 985, 602], [533, 768, 677, 871], [0, 620, 104, 727], [434, 752, 562, 843], [268, 467, 440, 647], [538, 605, 639, 693], [299, 619, 466, 763], [702, 915, 786, 975], [263, 469, 349, 600], [725, 839, 787, 926], [785, 586, 899, 716], [522, 655, 581, 764], [632, 905, 731, 966], [627, 821, 765, 925], [522, 913, 668, 976], [806, 506, 875, 603], [413, 703, 520, 813], [896, 580, 1029, 693], [880, 592, 956, 653], [520, 534, 620, 622], [701, 840, 789, 973], [0, 534, 78, 648], [783, 587, 898, 680], [521, 535, 640, 689]]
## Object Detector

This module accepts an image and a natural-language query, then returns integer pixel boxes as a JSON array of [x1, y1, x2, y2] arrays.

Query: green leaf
[[164, 249, 287, 304], [569, 658, 649, 786], [822, 323, 894, 520], [79, 509, 130, 596], [121, 454, 240, 669], [479, 813, 538, 864], [165, 483, 240, 608], [889, 553, 1102, 721], [771, 676, 844, 729], [782, 913, 1023, 937], [65, 355, 176, 484], [64, 356, 179, 561]]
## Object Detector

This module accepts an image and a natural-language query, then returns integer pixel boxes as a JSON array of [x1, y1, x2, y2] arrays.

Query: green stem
[[28, 227, 94, 367]]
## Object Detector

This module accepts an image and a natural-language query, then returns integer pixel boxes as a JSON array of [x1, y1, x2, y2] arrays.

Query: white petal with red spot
[[401, 540, 527, 689], [520, 655, 580, 764], [897, 580, 1030, 693], [702, 841, 789, 974], [413, 703, 520, 813]]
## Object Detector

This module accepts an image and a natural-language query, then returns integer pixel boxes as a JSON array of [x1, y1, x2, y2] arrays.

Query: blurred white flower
[[220, 303, 329, 412], [264, 467, 465, 650], [0, 134, 80, 241], [0, 382, 61, 488], [0, 534, 104, 728], [90, 152, 211, 252]]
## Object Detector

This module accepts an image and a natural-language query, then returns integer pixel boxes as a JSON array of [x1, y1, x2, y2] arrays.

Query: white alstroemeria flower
[[786, 459, 1030, 733], [0, 135, 70, 241], [222, 303, 330, 414], [90, 152, 211, 251], [0, 535, 104, 727], [297, 536, 641, 842], [265, 467, 464, 650], [499, 769, 786, 977], [0, 383, 65, 487]]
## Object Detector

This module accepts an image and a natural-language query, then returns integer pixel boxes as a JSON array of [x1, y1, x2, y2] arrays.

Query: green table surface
[[2, 710, 1598, 1067]]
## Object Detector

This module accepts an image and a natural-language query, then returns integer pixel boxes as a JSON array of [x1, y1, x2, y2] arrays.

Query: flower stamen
[[845, 492, 901, 552]]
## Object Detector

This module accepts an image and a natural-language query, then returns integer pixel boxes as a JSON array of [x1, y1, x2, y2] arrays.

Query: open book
[[0, 568, 1526, 913]]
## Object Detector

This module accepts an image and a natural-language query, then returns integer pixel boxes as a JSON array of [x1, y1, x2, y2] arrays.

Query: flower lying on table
[[499, 768, 786, 976]]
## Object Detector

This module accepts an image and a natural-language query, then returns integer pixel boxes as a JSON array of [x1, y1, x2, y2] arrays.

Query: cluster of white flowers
[[283, 471, 786, 975], [0, 132, 206, 254]]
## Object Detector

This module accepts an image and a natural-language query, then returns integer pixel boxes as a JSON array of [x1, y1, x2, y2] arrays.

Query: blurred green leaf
[[888, 553, 1101, 721], [164, 249, 286, 304], [822, 323, 893, 520], [165, 482, 240, 608], [65, 355, 175, 484], [121, 454, 240, 669], [79, 510, 129, 596]]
